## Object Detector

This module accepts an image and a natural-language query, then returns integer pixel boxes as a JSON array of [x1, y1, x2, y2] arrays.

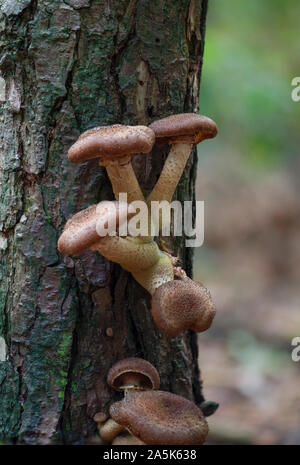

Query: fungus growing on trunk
[[110, 390, 209, 445], [107, 358, 160, 392], [57, 202, 174, 294], [148, 113, 217, 204], [151, 277, 216, 338], [96, 358, 159, 443], [68, 125, 155, 203]]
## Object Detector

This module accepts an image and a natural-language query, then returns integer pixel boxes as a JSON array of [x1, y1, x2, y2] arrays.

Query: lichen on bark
[[0, 0, 209, 444]]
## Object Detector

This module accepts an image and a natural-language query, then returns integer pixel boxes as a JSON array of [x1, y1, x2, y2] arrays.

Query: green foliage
[[200, 0, 300, 169]]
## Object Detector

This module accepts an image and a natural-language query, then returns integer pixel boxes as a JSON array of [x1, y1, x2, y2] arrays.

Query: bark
[[0, 0, 209, 444]]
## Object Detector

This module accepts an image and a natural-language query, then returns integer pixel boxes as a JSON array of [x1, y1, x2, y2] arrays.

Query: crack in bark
[[110, 0, 138, 122]]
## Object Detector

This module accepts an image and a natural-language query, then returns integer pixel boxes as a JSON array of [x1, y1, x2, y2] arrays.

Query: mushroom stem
[[103, 159, 145, 204], [132, 251, 174, 295], [112, 433, 145, 445], [147, 142, 193, 204], [98, 418, 125, 442], [90, 236, 160, 272], [103, 161, 154, 242], [91, 236, 174, 294]]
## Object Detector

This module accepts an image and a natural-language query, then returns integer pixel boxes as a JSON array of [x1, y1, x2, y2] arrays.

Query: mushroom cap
[[149, 113, 218, 145], [57, 201, 134, 256], [107, 358, 160, 392], [68, 125, 155, 163], [110, 390, 209, 445], [151, 279, 216, 337]]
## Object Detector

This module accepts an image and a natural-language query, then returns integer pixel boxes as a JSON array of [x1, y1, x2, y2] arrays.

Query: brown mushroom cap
[[107, 358, 160, 392], [68, 125, 155, 163], [151, 279, 216, 337], [110, 390, 209, 445], [57, 201, 134, 256], [149, 113, 218, 145]]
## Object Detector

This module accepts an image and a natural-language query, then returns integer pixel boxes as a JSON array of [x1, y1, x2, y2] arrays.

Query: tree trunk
[[0, 0, 209, 444]]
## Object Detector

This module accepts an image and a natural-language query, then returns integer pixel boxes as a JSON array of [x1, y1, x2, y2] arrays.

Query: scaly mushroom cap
[[57, 201, 134, 256], [110, 390, 209, 445], [107, 358, 160, 392], [151, 279, 216, 337], [68, 125, 155, 163], [149, 113, 218, 145]]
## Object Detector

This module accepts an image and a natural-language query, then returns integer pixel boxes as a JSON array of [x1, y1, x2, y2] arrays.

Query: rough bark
[[0, 0, 208, 444]]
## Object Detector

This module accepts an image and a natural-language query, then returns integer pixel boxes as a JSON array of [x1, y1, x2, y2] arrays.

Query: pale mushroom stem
[[90, 236, 159, 271], [98, 418, 125, 442], [112, 433, 145, 445], [133, 252, 174, 295], [104, 161, 155, 242], [147, 142, 193, 204], [90, 236, 174, 295], [105, 160, 145, 204]]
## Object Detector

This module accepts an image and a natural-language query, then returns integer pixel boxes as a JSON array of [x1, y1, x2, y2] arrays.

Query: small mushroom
[[110, 390, 209, 445], [57, 202, 174, 294], [107, 358, 160, 393], [96, 359, 159, 443], [148, 113, 217, 205], [106, 327, 114, 338], [98, 418, 125, 442], [94, 411, 125, 443], [68, 125, 155, 203], [151, 277, 216, 338], [93, 412, 108, 424]]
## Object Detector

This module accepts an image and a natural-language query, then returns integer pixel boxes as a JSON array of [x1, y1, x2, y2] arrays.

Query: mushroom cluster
[[94, 358, 160, 444], [58, 114, 218, 444], [58, 114, 217, 338], [94, 358, 209, 445]]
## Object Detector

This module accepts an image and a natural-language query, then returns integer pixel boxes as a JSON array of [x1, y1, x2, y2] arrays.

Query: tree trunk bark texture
[[0, 0, 208, 444]]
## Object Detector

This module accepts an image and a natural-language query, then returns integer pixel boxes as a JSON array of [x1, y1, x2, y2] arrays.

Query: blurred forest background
[[195, 0, 300, 444]]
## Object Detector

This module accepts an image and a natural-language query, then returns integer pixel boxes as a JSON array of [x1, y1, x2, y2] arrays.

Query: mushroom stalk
[[57, 202, 175, 295], [147, 142, 193, 204], [90, 236, 174, 294], [98, 418, 125, 442], [102, 159, 145, 204], [132, 251, 174, 295], [90, 236, 160, 272], [112, 434, 145, 445], [103, 161, 154, 242]]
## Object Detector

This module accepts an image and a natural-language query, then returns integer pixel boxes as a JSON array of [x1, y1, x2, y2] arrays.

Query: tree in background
[[0, 0, 209, 444]]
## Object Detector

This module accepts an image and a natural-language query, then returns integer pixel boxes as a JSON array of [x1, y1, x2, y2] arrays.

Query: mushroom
[[107, 358, 160, 393], [96, 358, 159, 443], [57, 201, 174, 294], [93, 412, 108, 424], [151, 277, 216, 338], [148, 113, 217, 205], [110, 390, 209, 445], [112, 433, 145, 445], [97, 418, 125, 443], [93, 412, 124, 443], [68, 125, 155, 203], [57, 202, 215, 335]]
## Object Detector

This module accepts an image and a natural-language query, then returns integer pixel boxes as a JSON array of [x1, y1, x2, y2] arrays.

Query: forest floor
[[194, 154, 300, 445]]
